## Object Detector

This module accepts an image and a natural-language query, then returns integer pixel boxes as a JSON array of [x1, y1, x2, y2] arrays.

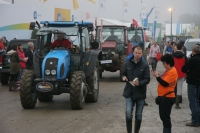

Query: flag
[[88, 0, 96, 4], [44, 0, 47, 3], [86, 12, 90, 19], [99, 0, 106, 12], [141, 3, 147, 17], [132, 19, 139, 27], [123, 6, 129, 16], [154, 9, 159, 21], [73, 0, 79, 10], [123, 0, 129, 16]]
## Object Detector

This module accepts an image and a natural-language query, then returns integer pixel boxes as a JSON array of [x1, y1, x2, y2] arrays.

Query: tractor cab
[[127, 24, 145, 55], [20, 21, 100, 110]]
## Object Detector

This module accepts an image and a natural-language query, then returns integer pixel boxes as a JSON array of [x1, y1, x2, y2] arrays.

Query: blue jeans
[[187, 84, 200, 124], [17, 68, 24, 81], [126, 97, 145, 121]]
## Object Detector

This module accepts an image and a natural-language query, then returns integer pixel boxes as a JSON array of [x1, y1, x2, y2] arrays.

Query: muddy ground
[[0, 62, 200, 133]]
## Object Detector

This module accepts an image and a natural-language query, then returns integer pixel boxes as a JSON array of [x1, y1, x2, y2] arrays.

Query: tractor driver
[[51, 33, 72, 49], [106, 29, 118, 41], [131, 31, 141, 42]]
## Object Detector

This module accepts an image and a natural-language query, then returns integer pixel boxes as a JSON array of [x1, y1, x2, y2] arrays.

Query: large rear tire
[[119, 55, 126, 82], [37, 93, 53, 102], [1, 73, 9, 85], [86, 67, 99, 103], [70, 71, 86, 110], [20, 70, 37, 109]]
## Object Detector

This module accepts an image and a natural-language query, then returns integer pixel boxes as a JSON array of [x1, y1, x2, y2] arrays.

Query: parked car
[[0, 39, 36, 85], [184, 38, 200, 58]]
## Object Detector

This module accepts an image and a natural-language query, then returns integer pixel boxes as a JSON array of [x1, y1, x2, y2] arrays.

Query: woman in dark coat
[[7, 44, 20, 91]]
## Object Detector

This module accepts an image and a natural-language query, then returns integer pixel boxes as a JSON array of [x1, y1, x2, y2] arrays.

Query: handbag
[[155, 91, 174, 105], [156, 52, 162, 61]]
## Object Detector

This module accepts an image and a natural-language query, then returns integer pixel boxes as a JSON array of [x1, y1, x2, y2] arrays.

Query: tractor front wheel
[[86, 67, 99, 103], [70, 71, 86, 110], [20, 70, 37, 109]]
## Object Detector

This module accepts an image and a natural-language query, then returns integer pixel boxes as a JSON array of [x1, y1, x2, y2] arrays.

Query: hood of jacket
[[173, 50, 185, 58], [7, 50, 16, 55]]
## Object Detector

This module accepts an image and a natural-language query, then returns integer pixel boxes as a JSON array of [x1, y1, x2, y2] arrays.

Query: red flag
[[86, 12, 90, 19], [132, 19, 139, 27]]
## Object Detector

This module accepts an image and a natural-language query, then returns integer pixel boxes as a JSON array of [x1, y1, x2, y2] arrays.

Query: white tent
[[0, 0, 11, 4]]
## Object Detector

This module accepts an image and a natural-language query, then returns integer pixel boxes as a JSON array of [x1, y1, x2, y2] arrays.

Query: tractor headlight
[[45, 70, 50, 75], [51, 70, 56, 75]]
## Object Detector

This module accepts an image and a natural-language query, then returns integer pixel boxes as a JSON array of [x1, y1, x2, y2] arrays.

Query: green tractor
[[20, 21, 100, 110]]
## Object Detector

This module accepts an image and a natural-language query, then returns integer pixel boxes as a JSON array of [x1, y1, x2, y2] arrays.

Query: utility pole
[[12, 0, 14, 4]]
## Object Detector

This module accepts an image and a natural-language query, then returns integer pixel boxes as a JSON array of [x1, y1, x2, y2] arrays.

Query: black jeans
[[151, 57, 158, 71], [10, 73, 19, 82], [159, 97, 175, 128]]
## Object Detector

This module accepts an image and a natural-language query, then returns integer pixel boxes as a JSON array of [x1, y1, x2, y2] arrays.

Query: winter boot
[[175, 95, 181, 109], [163, 128, 171, 133], [14, 82, 20, 91], [9, 82, 15, 91], [134, 120, 141, 133], [126, 120, 132, 133]]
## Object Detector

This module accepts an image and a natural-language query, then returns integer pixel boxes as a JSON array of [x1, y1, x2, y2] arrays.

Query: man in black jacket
[[25, 42, 34, 69], [182, 44, 200, 127], [122, 45, 150, 133]]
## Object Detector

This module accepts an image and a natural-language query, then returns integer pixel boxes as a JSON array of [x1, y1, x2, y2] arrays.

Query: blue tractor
[[20, 21, 100, 110]]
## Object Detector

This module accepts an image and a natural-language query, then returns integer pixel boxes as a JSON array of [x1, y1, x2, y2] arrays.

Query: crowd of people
[[123, 40, 200, 133]]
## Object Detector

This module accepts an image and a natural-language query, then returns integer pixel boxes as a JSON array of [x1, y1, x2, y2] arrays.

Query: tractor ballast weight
[[20, 21, 100, 110]]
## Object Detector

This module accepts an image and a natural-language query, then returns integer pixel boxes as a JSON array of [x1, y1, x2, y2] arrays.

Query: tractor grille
[[102, 48, 115, 54], [44, 76, 56, 80]]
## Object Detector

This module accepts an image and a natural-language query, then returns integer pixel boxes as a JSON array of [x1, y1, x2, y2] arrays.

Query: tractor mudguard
[[85, 49, 100, 77], [42, 50, 70, 79]]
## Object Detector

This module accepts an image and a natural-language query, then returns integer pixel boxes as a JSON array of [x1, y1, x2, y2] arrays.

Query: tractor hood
[[42, 50, 70, 80], [101, 41, 117, 49]]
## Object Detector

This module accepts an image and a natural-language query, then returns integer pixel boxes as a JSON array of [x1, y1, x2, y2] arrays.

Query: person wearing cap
[[51, 33, 72, 49]]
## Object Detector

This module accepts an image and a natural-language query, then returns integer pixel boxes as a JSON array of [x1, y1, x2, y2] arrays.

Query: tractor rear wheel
[[119, 55, 126, 81], [86, 67, 99, 103], [70, 71, 86, 110], [20, 70, 37, 109], [37, 93, 53, 102]]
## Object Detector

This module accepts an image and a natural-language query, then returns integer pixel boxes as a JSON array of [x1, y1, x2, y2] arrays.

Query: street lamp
[[168, 8, 174, 35]]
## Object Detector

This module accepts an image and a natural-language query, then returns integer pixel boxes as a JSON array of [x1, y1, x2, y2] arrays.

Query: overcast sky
[[4, 0, 200, 23]]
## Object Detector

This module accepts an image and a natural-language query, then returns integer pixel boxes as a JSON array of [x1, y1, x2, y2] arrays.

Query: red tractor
[[95, 25, 130, 81]]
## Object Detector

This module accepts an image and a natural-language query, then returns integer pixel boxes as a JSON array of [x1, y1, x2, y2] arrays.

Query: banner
[[54, 8, 71, 21], [99, 0, 106, 12], [141, 2, 147, 19], [123, 0, 129, 16], [154, 9, 159, 21]]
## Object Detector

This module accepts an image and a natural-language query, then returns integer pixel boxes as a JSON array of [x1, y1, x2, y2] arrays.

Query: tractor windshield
[[36, 27, 89, 56], [128, 29, 144, 42], [96, 27, 125, 43]]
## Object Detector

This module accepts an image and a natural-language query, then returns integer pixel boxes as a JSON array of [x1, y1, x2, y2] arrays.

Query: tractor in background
[[20, 21, 100, 110], [95, 25, 128, 81]]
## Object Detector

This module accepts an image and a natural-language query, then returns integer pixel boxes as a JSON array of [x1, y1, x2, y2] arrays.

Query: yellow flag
[[88, 0, 96, 4], [73, 0, 79, 10], [44, 0, 47, 3]]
